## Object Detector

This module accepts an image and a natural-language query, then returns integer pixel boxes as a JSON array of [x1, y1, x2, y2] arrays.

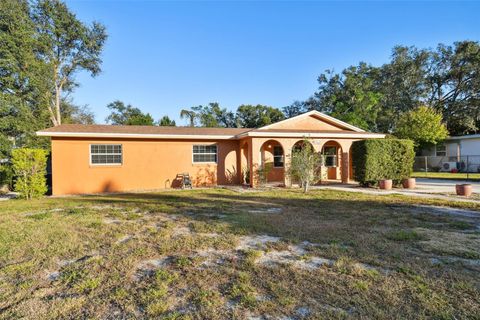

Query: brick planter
[[456, 184, 473, 197], [379, 179, 392, 190], [402, 178, 416, 189]]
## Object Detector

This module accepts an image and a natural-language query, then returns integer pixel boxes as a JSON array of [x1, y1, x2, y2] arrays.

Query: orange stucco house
[[37, 111, 385, 195]]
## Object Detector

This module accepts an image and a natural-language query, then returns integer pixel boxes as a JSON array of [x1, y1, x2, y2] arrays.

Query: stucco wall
[[259, 114, 348, 131], [51, 137, 240, 195]]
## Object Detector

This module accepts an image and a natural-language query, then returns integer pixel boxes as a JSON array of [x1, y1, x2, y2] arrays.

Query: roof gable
[[257, 110, 365, 132]]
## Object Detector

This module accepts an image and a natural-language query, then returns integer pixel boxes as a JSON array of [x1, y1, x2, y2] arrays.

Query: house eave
[[447, 134, 480, 141], [236, 131, 386, 139], [35, 131, 238, 140]]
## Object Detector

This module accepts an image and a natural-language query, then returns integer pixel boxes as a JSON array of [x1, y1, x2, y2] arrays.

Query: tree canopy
[[394, 106, 449, 152], [236, 104, 285, 128], [158, 115, 176, 126], [105, 100, 155, 125], [0, 0, 106, 158], [179, 103, 285, 128], [33, 0, 107, 126], [286, 41, 480, 136]]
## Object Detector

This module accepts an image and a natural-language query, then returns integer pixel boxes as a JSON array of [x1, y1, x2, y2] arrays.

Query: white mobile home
[[420, 134, 480, 172]]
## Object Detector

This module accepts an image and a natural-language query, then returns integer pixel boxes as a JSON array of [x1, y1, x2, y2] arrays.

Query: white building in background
[[420, 134, 480, 172]]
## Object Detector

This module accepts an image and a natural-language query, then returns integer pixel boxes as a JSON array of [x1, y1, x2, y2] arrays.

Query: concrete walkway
[[313, 178, 480, 204], [0, 192, 17, 201], [414, 178, 480, 193]]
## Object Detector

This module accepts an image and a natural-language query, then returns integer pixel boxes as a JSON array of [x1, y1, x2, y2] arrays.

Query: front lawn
[[1, 189, 479, 319], [412, 171, 480, 181]]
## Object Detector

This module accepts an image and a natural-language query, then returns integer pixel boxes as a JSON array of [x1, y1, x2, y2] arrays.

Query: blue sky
[[66, 0, 479, 125]]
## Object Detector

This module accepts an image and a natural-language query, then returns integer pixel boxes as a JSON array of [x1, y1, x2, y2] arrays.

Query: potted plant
[[402, 177, 416, 189], [456, 184, 473, 197], [379, 179, 392, 190]]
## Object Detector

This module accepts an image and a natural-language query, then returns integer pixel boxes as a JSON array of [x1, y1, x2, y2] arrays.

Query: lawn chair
[[180, 172, 192, 189]]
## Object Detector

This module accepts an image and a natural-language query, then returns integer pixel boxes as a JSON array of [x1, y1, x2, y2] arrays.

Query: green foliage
[[351, 139, 415, 186], [180, 103, 284, 128], [236, 104, 284, 128], [0, 0, 105, 153], [394, 106, 449, 151], [287, 140, 321, 192], [12, 148, 48, 199], [256, 163, 273, 185], [180, 109, 196, 127], [33, 0, 107, 126], [315, 63, 383, 131], [158, 115, 176, 126], [386, 229, 422, 241], [180, 102, 236, 127], [61, 100, 95, 124], [291, 41, 480, 135], [192, 102, 237, 127], [105, 100, 154, 125]]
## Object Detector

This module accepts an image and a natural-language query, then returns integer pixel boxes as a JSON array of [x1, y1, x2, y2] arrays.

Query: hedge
[[351, 139, 415, 186]]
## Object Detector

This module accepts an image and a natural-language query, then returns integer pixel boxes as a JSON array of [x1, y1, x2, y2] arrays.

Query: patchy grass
[[0, 188, 479, 319], [386, 229, 425, 241]]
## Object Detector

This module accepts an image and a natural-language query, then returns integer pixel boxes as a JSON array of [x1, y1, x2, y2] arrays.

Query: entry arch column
[[338, 140, 354, 184]]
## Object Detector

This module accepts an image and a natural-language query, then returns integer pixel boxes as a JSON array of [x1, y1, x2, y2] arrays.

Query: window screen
[[193, 145, 217, 163], [90, 144, 122, 165]]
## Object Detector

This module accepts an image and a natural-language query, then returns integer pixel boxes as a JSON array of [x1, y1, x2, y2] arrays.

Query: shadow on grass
[[59, 189, 476, 246]]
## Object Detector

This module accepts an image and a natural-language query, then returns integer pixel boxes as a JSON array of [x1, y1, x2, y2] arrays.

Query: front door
[[323, 146, 338, 180]]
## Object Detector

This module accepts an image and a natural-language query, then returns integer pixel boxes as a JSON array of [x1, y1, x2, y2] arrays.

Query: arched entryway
[[259, 140, 285, 184], [321, 140, 342, 181], [292, 140, 315, 152]]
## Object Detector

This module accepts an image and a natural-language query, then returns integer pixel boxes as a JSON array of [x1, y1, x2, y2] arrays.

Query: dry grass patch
[[0, 188, 479, 318]]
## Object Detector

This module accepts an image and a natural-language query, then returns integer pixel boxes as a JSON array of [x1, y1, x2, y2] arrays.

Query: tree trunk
[[54, 84, 62, 126], [303, 180, 309, 193]]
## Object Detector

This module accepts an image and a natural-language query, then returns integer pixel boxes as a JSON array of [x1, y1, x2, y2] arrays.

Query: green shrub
[[351, 139, 414, 186], [12, 148, 48, 199]]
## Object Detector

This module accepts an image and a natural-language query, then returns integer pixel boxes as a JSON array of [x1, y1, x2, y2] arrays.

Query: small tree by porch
[[287, 139, 322, 192]]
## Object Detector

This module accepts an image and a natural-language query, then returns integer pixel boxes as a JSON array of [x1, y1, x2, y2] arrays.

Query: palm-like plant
[[180, 109, 196, 127]]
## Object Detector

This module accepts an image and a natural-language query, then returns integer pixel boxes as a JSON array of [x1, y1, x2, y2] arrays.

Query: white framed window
[[90, 144, 122, 165], [273, 146, 284, 167], [193, 145, 217, 163], [323, 146, 337, 167], [435, 144, 447, 157]]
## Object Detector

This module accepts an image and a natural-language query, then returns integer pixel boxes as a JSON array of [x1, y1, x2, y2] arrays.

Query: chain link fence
[[413, 155, 480, 179]]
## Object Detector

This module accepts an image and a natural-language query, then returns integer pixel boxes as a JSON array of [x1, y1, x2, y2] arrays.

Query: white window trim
[[192, 144, 218, 164], [89, 144, 123, 166], [322, 146, 338, 168], [323, 155, 338, 168]]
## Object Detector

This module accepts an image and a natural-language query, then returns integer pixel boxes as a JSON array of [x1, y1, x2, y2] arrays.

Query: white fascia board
[[35, 131, 237, 140], [447, 134, 480, 141], [239, 131, 385, 139], [257, 110, 366, 132]]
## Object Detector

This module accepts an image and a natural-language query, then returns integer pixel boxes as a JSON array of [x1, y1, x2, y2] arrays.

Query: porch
[[239, 137, 355, 187]]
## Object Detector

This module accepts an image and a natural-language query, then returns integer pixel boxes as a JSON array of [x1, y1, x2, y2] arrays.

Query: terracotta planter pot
[[456, 184, 473, 197], [402, 178, 416, 189], [379, 179, 392, 190]]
